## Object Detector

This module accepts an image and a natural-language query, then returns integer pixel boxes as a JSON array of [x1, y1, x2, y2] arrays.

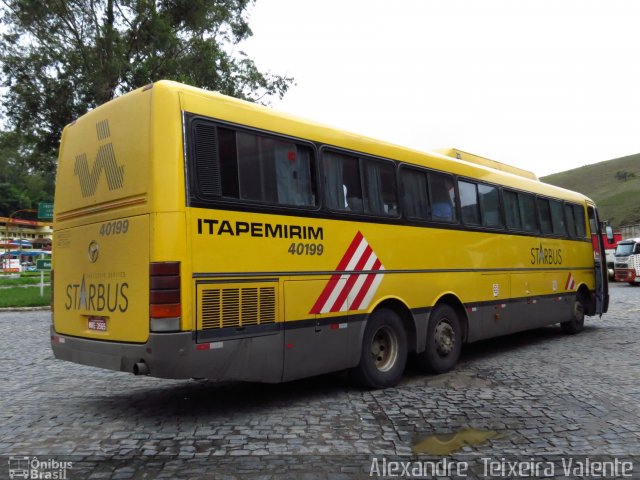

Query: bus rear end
[[51, 83, 193, 378]]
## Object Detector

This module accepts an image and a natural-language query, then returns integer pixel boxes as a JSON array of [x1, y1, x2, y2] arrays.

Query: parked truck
[[614, 238, 640, 285]]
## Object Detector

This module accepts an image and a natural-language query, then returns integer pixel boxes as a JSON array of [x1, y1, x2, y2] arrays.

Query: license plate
[[88, 316, 107, 332]]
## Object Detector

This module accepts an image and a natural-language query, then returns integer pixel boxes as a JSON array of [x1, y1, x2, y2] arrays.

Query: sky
[[241, 0, 640, 177]]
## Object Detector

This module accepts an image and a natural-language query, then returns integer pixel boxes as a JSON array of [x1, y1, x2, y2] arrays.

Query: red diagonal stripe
[[336, 231, 364, 271], [330, 246, 374, 312], [309, 231, 364, 314], [565, 273, 572, 290], [350, 258, 382, 310]]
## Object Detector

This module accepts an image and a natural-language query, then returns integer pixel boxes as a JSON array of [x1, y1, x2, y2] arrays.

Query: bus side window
[[537, 197, 553, 234], [362, 159, 398, 216], [564, 203, 577, 237], [400, 168, 429, 219], [572, 205, 586, 238], [429, 172, 456, 222], [458, 180, 481, 225], [323, 151, 363, 212], [216, 127, 316, 207], [519, 193, 538, 232], [504, 189, 522, 230], [549, 199, 567, 236], [478, 183, 502, 228]]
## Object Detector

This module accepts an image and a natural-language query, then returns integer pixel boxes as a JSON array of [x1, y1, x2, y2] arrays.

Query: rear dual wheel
[[351, 308, 407, 389], [415, 304, 462, 374]]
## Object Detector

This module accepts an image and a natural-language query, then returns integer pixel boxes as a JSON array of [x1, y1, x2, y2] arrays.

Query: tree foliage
[[615, 170, 636, 182], [0, 131, 53, 216], [0, 0, 293, 175]]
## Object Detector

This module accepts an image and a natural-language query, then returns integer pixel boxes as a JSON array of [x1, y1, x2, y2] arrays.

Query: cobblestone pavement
[[1, 283, 640, 479]]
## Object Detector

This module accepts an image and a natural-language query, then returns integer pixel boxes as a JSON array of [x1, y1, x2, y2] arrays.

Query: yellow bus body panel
[[54, 87, 155, 343], [51, 80, 603, 382]]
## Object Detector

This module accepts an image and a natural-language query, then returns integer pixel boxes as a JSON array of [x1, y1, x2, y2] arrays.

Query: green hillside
[[540, 153, 640, 228]]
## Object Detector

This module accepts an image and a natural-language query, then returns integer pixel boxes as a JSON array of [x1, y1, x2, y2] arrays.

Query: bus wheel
[[415, 304, 462, 374], [351, 308, 407, 389], [561, 297, 585, 334]]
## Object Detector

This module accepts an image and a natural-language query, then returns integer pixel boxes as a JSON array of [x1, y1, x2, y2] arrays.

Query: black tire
[[350, 308, 408, 389], [415, 304, 462, 374], [561, 296, 585, 334]]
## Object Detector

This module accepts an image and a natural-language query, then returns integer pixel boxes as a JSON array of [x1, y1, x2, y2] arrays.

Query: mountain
[[540, 153, 640, 228]]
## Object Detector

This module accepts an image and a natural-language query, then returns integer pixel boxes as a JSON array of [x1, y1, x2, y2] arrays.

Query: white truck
[[614, 238, 640, 285]]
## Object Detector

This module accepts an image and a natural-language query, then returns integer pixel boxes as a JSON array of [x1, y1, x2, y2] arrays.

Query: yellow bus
[[51, 81, 609, 389]]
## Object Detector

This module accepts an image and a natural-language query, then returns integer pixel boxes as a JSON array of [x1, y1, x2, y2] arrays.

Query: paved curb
[[0, 306, 51, 312]]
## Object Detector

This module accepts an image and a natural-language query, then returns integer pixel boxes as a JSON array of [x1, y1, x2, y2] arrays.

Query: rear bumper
[[50, 326, 283, 382], [51, 326, 196, 378]]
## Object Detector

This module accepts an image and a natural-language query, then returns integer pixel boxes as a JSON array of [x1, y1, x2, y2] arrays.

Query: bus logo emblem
[[74, 119, 124, 197], [310, 231, 385, 314], [88, 241, 99, 263]]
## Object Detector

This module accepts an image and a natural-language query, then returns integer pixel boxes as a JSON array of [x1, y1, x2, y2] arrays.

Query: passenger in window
[[432, 201, 453, 221]]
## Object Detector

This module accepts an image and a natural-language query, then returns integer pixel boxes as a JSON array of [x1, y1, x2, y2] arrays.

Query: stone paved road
[[1, 283, 640, 479]]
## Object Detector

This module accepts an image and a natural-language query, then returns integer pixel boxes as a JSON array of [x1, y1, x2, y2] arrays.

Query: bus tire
[[561, 296, 585, 334], [415, 304, 462, 374], [351, 308, 407, 389]]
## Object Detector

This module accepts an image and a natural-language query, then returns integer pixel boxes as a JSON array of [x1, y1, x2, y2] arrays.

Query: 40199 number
[[99, 219, 129, 236], [288, 243, 324, 256]]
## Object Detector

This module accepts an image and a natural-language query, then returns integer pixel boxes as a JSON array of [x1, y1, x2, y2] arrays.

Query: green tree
[[0, 131, 53, 216], [0, 0, 293, 175]]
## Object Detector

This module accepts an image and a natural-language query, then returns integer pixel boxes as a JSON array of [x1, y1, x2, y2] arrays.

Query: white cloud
[[243, 0, 640, 176]]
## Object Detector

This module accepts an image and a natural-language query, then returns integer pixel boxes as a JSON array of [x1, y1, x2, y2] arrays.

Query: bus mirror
[[605, 225, 614, 244]]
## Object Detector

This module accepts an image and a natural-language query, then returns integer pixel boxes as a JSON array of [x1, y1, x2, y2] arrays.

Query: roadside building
[[1, 217, 53, 272]]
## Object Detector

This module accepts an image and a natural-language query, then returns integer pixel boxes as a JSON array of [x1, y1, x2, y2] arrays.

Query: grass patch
[[541, 153, 640, 227], [0, 286, 51, 308]]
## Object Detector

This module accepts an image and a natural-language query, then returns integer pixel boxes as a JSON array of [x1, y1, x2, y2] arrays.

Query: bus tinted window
[[362, 159, 398, 216], [218, 127, 239, 198], [429, 173, 456, 222], [504, 190, 522, 230], [537, 198, 553, 234], [519, 193, 538, 232], [216, 127, 316, 206], [459, 181, 481, 225], [479, 184, 502, 228], [549, 199, 566, 236], [400, 168, 429, 219], [573, 205, 586, 238], [564, 203, 577, 237], [323, 151, 363, 212]]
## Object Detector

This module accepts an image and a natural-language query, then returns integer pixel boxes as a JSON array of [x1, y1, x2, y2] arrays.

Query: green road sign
[[38, 202, 54, 220], [36, 259, 52, 270]]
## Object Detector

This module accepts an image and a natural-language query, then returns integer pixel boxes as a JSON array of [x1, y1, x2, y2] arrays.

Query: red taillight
[[149, 262, 180, 319], [150, 303, 181, 318]]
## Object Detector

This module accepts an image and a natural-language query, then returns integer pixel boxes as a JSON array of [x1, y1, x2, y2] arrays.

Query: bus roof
[[435, 148, 538, 181], [76, 80, 593, 206]]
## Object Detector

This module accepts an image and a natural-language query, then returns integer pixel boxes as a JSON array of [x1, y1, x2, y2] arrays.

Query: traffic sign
[[36, 259, 52, 270], [38, 202, 54, 220]]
